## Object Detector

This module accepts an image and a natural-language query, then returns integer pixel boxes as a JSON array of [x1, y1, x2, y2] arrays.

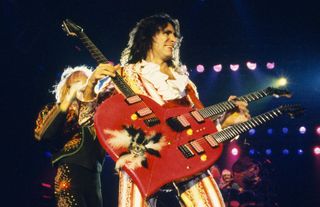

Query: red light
[[316, 126, 320, 135], [41, 183, 52, 188], [314, 146, 320, 155]]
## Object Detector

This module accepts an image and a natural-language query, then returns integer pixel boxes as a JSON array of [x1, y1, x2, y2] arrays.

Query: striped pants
[[118, 170, 225, 207]]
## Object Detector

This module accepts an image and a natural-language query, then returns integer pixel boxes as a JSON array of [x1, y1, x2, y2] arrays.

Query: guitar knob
[[186, 129, 193, 135], [131, 114, 138, 121], [200, 154, 207, 161]]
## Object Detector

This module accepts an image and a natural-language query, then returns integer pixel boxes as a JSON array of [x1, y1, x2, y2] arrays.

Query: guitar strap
[[185, 83, 204, 109]]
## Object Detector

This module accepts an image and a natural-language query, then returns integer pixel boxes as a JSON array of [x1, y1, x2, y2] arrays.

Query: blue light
[[267, 128, 273, 135], [297, 149, 304, 155], [265, 149, 272, 155], [282, 149, 290, 155], [282, 127, 289, 134], [44, 151, 52, 158], [248, 129, 256, 135], [249, 149, 255, 155]]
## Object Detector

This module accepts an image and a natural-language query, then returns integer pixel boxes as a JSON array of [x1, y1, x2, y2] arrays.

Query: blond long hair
[[51, 65, 93, 103]]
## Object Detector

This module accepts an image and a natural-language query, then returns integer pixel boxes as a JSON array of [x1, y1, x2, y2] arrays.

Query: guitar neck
[[212, 107, 283, 143], [198, 88, 272, 119], [77, 32, 136, 97]]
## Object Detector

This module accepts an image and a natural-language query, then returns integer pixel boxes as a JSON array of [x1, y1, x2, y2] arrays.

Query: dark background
[[2, 0, 320, 206]]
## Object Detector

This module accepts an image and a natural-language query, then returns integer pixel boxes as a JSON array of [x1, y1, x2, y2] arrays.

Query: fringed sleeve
[[34, 103, 67, 141]]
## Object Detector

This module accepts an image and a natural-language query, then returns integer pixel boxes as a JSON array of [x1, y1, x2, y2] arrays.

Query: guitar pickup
[[190, 111, 205, 123], [190, 140, 205, 154], [125, 95, 142, 105], [178, 145, 194, 158], [204, 135, 219, 148], [166, 115, 190, 132], [136, 107, 153, 117]]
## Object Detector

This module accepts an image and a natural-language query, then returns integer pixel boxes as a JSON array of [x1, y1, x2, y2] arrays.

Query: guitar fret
[[254, 93, 260, 99], [249, 94, 256, 100]]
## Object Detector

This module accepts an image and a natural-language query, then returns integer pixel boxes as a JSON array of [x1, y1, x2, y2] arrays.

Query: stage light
[[276, 77, 288, 87], [282, 127, 289, 134], [230, 64, 239, 71], [267, 128, 273, 135], [246, 61, 257, 70], [316, 126, 320, 135], [299, 126, 307, 134], [231, 147, 239, 156], [265, 149, 272, 155], [266, 62, 275, 69], [248, 128, 256, 135], [249, 149, 255, 155], [213, 64, 222, 72], [282, 149, 290, 155], [297, 149, 304, 155], [313, 146, 320, 155], [196, 64, 205, 73]]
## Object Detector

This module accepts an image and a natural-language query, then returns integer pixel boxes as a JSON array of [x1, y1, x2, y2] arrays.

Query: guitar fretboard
[[78, 32, 136, 97], [213, 107, 282, 143], [198, 88, 270, 119]]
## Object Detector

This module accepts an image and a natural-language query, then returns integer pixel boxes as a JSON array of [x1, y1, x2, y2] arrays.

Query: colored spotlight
[[267, 128, 273, 135], [282, 149, 290, 155], [316, 126, 320, 135], [297, 149, 304, 155], [230, 64, 239, 71], [231, 147, 239, 156], [266, 62, 275, 70], [213, 64, 222, 72], [282, 127, 289, 134], [276, 77, 288, 87], [265, 149, 272, 155], [299, 126, 307, 134], [313, 146, 320, 155], [246, 61, 257, 70], [196, 64, 205, 73], [249, 149, 255, 155], [248, 129, 256, 135]]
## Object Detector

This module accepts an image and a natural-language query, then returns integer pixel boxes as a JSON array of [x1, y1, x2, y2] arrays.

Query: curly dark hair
[[120, 13, 182, 68]]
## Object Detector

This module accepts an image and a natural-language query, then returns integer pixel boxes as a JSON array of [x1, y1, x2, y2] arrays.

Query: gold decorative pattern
[[54, 165, 78, 207], [63, 134, 81, 152]]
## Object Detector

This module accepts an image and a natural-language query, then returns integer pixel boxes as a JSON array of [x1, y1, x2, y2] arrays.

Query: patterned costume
[[35, 100, 105, 207]]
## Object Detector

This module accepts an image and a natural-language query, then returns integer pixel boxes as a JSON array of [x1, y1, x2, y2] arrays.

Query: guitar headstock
[[61, 19, 83, 37], [266, 87, 292, 98], [279, 104, 305, 119]]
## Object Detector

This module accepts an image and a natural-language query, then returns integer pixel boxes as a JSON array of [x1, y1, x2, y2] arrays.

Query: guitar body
[[94, 94, 223, 198]]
